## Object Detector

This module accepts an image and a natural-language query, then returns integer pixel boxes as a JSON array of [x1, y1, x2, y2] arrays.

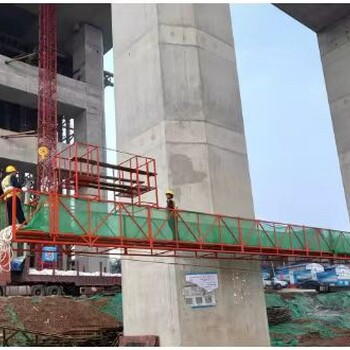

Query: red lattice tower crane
[[32, 4, 59, 271], [37, 4, 57, 191]]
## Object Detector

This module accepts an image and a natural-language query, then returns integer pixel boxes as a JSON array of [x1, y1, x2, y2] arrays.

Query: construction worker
[[166, 190, 178, 241], [0, 169, 4, 197], [1, 165, 27, 226]]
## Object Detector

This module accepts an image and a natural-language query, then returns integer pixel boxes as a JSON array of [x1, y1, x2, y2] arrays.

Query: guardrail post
[[238, 218, 243, 252], [197, 213, 201, 245], [174, 210, 179, 245], [273, 223, 277, 251], [303, 225, 309, 255], [218, 215, 223, 250], [147, 206, 153, 248], [88, 199, 92, 245], [11, 192, 16, 233], [49, 192, 59, 237]]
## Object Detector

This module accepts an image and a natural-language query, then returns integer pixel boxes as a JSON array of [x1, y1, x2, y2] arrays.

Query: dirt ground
[[300, 330, 350, 346], [0, 295, 120, 334]]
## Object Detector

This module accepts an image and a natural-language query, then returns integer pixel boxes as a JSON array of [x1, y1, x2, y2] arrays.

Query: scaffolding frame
[[53, 142, 159, 206]]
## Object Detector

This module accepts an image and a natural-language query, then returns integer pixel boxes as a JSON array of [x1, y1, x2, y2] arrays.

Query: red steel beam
[[7, 187, 350, 262], [12, 229, 350, 262]]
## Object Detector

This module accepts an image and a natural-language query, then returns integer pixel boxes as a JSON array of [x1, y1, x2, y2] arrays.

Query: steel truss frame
[[37, 4, 57, 192], [4, 189, 350, 262]]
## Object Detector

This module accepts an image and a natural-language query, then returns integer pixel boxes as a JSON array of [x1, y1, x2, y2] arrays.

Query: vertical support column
[[70, 23, 109, 273], [318, 14, 350, 218], [113, 4, 269, 346], [71, 23, 105, 147]]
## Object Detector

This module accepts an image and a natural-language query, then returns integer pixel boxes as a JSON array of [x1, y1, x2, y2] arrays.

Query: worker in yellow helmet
[[0, 168, 4, 197], [166, 190, 178, 241], [1, 165, 27, 225]]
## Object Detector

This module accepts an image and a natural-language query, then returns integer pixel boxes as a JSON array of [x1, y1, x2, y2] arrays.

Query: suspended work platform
[[1, 190, 350, 262], [2, 142, 350, 262]]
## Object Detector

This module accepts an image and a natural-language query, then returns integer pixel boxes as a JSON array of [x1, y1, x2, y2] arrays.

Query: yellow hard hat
[[165, 189, 174, 196], [5, 165, 16, 173]]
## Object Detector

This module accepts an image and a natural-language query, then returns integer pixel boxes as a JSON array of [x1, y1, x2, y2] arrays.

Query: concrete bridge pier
[[276, 5, 350, 221], [113, 4, 270, 346]]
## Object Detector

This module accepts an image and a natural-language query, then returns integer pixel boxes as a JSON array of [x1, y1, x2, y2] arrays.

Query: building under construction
[[0, 4, 112, 272], [1, 2, 350, 347]]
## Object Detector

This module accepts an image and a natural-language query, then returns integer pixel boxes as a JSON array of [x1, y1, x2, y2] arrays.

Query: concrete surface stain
[[170, 154, 206, 185]]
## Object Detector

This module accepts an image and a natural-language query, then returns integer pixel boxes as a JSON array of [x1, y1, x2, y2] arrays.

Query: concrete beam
[[275, 4, 350, 32], [0, 128, 67, 164], [0, 54, 89, 116]]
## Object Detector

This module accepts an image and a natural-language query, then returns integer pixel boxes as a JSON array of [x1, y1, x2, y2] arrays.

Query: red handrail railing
[[2, 189, 349, 262]]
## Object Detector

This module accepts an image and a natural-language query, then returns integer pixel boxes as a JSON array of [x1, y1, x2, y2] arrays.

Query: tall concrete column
[[113, 4, 269, 345], [71, 23, 105, 147], [70, 23, 109, 273], [318, 14, 350, 217]]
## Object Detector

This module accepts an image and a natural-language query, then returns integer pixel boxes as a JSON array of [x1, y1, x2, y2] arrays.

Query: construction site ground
[[0, 294, 123, 346], [1, 290, 350, 346], [267, 290, 350, 346]]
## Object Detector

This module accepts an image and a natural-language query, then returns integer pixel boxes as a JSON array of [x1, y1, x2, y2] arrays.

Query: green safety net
[[92, 291, 350, 346], [4, 194, 349, 255], [266, 291, 350, 346], [89, 293, 123, 322], [0, 200, 35, 228], [0, 201, 7, 228]]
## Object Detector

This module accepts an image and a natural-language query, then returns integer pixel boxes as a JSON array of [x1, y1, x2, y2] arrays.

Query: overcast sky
[[103, 4, 350, 231]]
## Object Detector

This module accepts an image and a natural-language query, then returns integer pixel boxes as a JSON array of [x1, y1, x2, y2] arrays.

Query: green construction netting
[[266, 291, 350, 346], [89, 293, 123, 322], [0, 195, 347, 255], [0, 201, 6, 228], [0, 201, 32, 227], [91, 291, 350, 346]]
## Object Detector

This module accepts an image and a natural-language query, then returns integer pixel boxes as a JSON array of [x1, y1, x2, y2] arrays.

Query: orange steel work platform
[[2, 142, 350, 262]]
